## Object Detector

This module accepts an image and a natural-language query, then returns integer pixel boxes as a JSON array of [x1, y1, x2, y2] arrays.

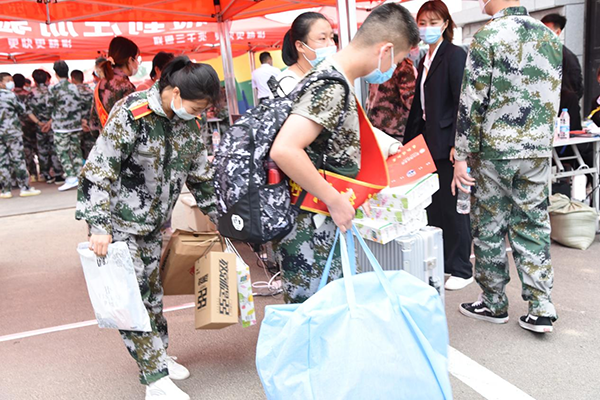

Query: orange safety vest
[[290, 101, 389, 215], [94, 83, 110, 127]]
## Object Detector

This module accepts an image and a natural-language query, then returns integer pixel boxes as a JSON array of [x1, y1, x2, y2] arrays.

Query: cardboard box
[[357, 197, 432, 224], [354, 211, 428, 244], [180, 194, 216, 232], [195, 252, 239, 329], [370, 173, 439, 210], [159, 230, 224, 295]]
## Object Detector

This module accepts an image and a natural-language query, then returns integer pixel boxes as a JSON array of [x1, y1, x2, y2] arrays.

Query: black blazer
[[562, 45, 584, 100], [403, 40, 467, 161]]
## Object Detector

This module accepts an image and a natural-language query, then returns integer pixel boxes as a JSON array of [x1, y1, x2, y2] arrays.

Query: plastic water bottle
[[212, 129, 220, 155], [559, 109, 570, 140], [456, 167, 471, 215]]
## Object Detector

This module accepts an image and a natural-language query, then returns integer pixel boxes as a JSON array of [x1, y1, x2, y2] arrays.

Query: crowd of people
[[2, 0, 600, 399]]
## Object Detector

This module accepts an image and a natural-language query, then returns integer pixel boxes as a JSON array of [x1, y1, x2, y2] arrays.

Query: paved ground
[[1, 192, 599, 399]]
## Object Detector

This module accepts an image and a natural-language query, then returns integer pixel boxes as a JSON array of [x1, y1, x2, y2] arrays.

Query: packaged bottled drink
[[212, 129, 220, 155], [559, 108, 570, 140], [456, 167, 471, 215], [265, 158, 282, 184]]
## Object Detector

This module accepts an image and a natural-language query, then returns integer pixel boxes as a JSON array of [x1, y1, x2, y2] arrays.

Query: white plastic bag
[[77, 242, 152, 332]]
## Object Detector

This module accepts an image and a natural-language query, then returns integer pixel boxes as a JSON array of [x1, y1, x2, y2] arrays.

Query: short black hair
[[24, 78, 31, 85], [53, 60, 69, 78], [32, 69, 47, 85], [259, 52, 272, 64], [150, 51, 175, 79], [71, 70, 84, 83], [353, 3, 420, 51], [282, 12, 330, 66], [541, 13, 567, 30], [0, 72, 11, 82], [159, 55, 221, 106], [95, 56, 107, 67], [13, 73, 25, 88]]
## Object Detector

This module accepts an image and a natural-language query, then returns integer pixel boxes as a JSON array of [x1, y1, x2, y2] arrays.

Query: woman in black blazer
[[404, 0, 472, 291]]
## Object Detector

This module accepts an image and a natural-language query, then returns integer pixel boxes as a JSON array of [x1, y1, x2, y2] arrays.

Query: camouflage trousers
[[273, 212, 343, 304], [79, 130, 97, 160], [0, 133, 30, 191], [22, 127, 38, 177], [36, 128, 63, 178], [54, 130, 83, 178], [113, 229, 169, 385], [471, 157, 557, 320]]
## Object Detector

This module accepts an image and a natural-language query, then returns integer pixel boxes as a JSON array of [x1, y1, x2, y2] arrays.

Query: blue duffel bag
[[256, 226, 452, 400]]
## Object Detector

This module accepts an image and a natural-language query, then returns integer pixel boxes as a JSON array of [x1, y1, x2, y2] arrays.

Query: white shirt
[[251, 63, 281, 99], [420, 41, 442, 121], [275, 68, 302, 97]]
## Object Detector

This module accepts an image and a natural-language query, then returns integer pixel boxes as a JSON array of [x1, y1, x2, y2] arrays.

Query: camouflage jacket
[[454, 7, 562, 161], [366, 58, 416, 141], [0, 88, 26, 137], [76, 83, 94, 118], [49, 79, 84, 132], [89, 68, 135, 133], [27, 84, 53, 122], [291, 57, 360, 179], [13, 88, 36, 132], [76, 83, 216, 236]]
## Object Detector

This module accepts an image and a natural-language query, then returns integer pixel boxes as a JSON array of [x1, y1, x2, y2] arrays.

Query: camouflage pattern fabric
[[76, 83, 94, 117], [0, 88, 30, 190], [454, 6, 562, 162], [366, 58, 416, 141], [113, 228, 169, 385], [89, 68, 135, 133], [54, 131, 83, 177], [470, 157, 556, 320], [272, 213, 342, 304], [49, 79, 84, 132], [27, 85, 63, 178], [76, 83, 216, 237], [14, 87, 38, 176]]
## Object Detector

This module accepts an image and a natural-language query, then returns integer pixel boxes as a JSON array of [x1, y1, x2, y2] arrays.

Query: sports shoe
[[20, 187, 41, 197], [519, 314, 553, 333], [445, 276, 474, 291], [30, 175, 38, 183], [44, 175, 56, 184], [167, 356, 190, 380], [54, 175, 66, 185], [58, 176, 78, 192], [0, 191, 12, 199], [145, 376, 190, 400], [459, 294, 509, 324]]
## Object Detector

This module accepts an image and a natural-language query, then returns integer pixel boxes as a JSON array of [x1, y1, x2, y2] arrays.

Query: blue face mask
[[364, 47, 396, 85], [4, 81, 15, 91], [419, 26, 443, 44], [171, 94, 196, 121], [302, 43, 337, 67]]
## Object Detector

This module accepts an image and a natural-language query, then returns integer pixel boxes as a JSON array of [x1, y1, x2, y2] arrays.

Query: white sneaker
[[445, 276, 474, 291], [167, 356, 190, 380], [145, 376, 190, 400], [58, 176, 79, 192], [0, 191, 12, 199], [19, 187, 41, 197]]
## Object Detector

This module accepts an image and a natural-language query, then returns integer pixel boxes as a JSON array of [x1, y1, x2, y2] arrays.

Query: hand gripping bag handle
[[318, 229, 357, 291]]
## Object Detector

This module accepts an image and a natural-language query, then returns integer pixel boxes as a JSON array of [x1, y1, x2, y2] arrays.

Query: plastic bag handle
[[340, 231, 357, 313], [352, 225, 401, 311]]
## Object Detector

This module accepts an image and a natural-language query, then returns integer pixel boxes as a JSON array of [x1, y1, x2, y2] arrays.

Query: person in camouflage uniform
[[71, 69, 96, 159], [28, 69, 64, 183], [13, 74, 39, 179], [49, 61, 85, 191], [452, 0, 562, 334], [76, 57, 220, 399], [366, 58, 416, 141], [0, 73, 41, 198], [270, 5, 420, 304]]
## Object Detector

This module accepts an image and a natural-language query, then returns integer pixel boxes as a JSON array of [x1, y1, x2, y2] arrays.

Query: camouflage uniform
[[89, 68, 136, 134], [76, 83, 216, 384], [366, 58, 416, 141], [50, 79, 84, 178], [27, 84, 64, 178], [14, 87, 38, 177], [454, 7, 562, 320], [76, 82, 96, 159], [272, 58, 359, 304], [0, 88, 31, 191]]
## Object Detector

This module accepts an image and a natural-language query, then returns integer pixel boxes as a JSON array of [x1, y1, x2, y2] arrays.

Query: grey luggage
[[356, 226, 445, 303]]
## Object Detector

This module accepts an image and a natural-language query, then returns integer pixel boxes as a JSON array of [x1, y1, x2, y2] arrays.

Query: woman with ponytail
[[274, 12, 336, 96], [76, 56, 221, 400], [89, 36, 139, 134]]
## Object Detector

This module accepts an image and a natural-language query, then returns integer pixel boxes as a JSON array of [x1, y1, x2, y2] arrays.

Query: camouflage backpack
[[213, 69, 351, 244]]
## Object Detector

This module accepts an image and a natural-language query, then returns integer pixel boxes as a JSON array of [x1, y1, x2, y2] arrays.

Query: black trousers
[[427, 158, 473, 279]]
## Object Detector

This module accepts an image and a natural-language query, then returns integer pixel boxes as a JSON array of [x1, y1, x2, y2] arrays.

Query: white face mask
[[171, 93, 196, 121], [479, 0, 492, 14], [4, 81, 15, 90]]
